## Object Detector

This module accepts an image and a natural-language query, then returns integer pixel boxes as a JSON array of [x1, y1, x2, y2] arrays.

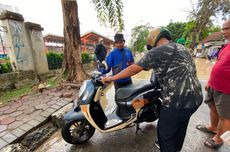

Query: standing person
[[95, 37, 107, 63], [196, 19, 230, 149], [176, 37, 186, 46], [103, 33, 134, 91], [101, 27, 203, 152]]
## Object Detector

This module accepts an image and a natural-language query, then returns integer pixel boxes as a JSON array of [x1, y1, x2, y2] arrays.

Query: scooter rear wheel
[[61, 120, 95, 144]]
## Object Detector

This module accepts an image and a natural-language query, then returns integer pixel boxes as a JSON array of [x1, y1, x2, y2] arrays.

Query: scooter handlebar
[[99, 75, 113, 85]]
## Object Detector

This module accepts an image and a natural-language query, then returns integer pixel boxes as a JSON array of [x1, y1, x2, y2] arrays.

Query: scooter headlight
[[79, 81, 87, 97]]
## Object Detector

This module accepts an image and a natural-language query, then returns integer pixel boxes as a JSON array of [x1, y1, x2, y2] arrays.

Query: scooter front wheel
[[61, 119, 95, 144]]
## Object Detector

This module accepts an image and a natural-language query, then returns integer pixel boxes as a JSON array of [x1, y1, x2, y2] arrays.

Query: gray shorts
[[204, 87, 230, 119]]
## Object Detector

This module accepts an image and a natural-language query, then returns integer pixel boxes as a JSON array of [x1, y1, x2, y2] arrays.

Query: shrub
[[46, 52, 92, 70], [0, 62, 12, 74], [46, 52, 63, 70], [81, 52, 91, 64]]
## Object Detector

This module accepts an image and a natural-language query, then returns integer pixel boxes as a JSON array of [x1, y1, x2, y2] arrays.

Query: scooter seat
[[115, 80, 155, 101]]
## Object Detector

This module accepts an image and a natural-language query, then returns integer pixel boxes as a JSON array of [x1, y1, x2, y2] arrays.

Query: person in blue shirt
[[103, 33, 134, 91]]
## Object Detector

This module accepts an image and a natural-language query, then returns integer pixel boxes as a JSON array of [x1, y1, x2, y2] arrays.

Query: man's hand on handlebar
[[101, 76, 113, 84]]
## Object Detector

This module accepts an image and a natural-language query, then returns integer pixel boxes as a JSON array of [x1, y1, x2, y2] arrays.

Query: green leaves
[[166, 22, 186, 41], [0, 58, 12, 74], [46, 52, 63, 70], [81, 52, 91, 64], [187, 0, 230, 49], [91, 0, 124, 32], [130, 24, 152, 52]]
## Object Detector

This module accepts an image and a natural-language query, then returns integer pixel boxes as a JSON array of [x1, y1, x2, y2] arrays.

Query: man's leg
[[212, 91, 230, 144], [213, 117, 230, 144], [199, 87, 218, 133], [176, 107, 198, 151], [157, 106, 179, 152], [207, 103, 219, 132]]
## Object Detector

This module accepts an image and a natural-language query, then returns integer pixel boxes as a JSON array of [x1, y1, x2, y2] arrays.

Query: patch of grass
[[46, 74, 66, 88], [0, 74, 67, 105], [46, 78, 58, 88], [0, 85, 32, 105]]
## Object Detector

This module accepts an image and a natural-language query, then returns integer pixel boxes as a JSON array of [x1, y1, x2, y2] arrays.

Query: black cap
[[114, 33, 125, 42]]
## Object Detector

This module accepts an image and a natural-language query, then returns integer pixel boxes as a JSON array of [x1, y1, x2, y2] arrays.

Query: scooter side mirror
[[91, 71, 102, 78]]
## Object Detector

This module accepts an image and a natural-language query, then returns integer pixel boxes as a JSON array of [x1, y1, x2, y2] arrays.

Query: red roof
[[81, 30, 114, 44], [43, 31, 114, 44], [202, 32, 223, 43]]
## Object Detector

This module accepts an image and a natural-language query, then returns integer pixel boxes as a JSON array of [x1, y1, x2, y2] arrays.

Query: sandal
[[196, 125, 216, 134], [204, 138, 223, 149]]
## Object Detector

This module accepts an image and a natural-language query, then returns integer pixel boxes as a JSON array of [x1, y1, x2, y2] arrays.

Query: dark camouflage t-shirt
[[137, 41, 203, 109]]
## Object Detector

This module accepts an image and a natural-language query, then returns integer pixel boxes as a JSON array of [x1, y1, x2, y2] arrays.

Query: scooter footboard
[[63, 107, 85, 121]]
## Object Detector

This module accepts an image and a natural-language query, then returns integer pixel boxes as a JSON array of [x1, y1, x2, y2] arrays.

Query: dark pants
[[114, 79, 132, 91], [157, 106, 198, 152]]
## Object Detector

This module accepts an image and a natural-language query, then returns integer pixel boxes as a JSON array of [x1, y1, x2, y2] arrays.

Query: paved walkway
[[0, 87, 77, 150]]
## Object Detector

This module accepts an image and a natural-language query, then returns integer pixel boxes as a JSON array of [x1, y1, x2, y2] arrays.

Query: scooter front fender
[[63, 107, 85, 121]]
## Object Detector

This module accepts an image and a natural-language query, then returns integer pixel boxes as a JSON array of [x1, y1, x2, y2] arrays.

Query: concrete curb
[[51, 103, 73, 128]]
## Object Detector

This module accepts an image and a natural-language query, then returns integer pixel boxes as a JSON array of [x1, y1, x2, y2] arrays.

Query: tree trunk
[[61, 0, 89, 82], [190, 29, 197, 52]]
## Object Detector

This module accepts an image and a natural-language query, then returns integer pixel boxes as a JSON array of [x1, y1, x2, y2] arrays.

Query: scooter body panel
[[63, 107, 85, 121], [79, 88, 160, 132], [79, 80, 96, 105], [62, 71, 161, 141], [80, 104, 139, 133]]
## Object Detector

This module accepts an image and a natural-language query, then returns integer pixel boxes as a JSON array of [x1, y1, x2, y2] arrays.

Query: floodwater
[[35, 58, 230, 152], [194, 58, 214, 79], [133, 58, 214, 80]]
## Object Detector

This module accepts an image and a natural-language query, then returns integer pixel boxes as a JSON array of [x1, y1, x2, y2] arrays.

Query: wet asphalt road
[[35, 79, 230, 152]]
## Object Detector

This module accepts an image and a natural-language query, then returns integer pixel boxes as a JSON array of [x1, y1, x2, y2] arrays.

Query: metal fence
[[47, 58, 63, 70]]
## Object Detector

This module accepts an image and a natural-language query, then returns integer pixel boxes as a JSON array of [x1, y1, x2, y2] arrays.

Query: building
[[43, 31, 114, 55], [81, 30, 114, 54], [43, 34, 64, 53], [197, 32, 227, 58]]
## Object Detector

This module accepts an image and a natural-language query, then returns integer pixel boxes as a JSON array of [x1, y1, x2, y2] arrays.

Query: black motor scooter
[[61, 71, 162, 144]]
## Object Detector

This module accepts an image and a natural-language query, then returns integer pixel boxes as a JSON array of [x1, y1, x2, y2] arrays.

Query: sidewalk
[[0, 87, 78, 150]]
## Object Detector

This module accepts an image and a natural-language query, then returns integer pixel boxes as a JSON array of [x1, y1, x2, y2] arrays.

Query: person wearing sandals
[[196, 19, 230, 149]]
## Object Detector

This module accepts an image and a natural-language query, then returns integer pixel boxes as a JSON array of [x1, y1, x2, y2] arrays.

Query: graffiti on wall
[[0, 26, 11, 58], [10, 21, 27, 65], [32, 30, 43, 41]]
